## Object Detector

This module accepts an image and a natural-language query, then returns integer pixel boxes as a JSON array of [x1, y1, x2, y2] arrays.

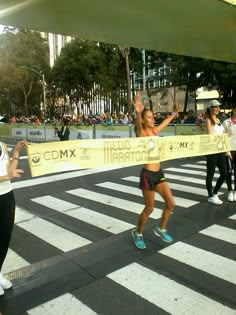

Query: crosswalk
[[2, 158, 236, 314], [107, 262, 235, 315], [25, 217, 236, 315]]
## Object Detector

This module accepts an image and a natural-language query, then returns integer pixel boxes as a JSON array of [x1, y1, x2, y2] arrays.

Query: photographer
[[55, 118, 70, 141]]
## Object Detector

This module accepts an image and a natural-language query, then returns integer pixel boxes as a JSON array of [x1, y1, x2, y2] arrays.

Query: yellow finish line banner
[[27, 134, 230, 177]]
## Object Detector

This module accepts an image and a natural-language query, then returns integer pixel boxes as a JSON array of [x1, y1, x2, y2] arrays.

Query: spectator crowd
[[0, 110, 231, 127]]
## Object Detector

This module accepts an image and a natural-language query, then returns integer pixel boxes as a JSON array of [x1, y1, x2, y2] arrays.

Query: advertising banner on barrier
[[12, 126, 27, 139], [1, 124, 206, 142], [27, 134, 230, 177], [72, 126, 93, 139], [27, 126, 46, 141], [45, 125, 93, 141], [95, 125, 131, 139], [0, 124, 13, 138]]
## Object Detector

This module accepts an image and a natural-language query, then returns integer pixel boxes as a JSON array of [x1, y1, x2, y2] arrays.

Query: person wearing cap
[[205, 99, 228, 205], [222, 104, 236, 202]]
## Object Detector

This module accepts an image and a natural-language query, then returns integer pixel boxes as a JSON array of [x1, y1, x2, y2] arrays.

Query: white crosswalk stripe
[[166, 167, 206, 175], [12, 165, 126, 189], [107, 263, 236, 315], [4, 158, 236, 314], [160, 241, 236, 285], [96, 182, 199, 207], [66, 188, 163, 218], [2, 249, 29, 274], [164, 173, 227, 189], [27, 293, 98, 315], [16, 207, 92, 251], [31, 195, 135, 233], [123, 176, 210, 196], [200, 224, 236, 245], [182, 163, 207, 169], [230, 214, 236, 221]]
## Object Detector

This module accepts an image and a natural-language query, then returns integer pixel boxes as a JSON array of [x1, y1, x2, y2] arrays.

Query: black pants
[[206, 153, 228, 197], [226, 151, 236, 191], [0, 190, 15, 271]]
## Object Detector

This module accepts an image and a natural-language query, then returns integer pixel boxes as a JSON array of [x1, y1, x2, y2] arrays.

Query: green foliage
[[0, 29, 50, 116], [52, 39, 131, 114], [1, 27, 236, 118], [200, 60, 236, 107]]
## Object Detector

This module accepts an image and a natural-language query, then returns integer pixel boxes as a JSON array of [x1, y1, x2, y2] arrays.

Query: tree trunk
[[23, 93, 28, 117], [21, 79, 34, 117], [184, 86, 189, 113], [124, 48, 132, 114]]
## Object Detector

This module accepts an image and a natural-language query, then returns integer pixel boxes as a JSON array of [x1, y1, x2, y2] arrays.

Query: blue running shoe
[[132, 229, 146, 249], [153, 227, 173, 243]]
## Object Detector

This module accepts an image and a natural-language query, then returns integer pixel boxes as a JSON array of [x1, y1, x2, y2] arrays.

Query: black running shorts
[[139, 168, 166, 191]]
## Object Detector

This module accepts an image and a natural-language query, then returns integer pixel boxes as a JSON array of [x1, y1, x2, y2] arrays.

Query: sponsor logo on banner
[[169, 141, 194, 151], [31, 153, 41, 165], [31, 149, 77, 166]]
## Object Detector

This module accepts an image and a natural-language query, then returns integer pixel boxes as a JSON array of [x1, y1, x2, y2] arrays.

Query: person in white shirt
[[205, 100, 228, 205], [223, 104, 236, 202], [0, 140, 26, 296]]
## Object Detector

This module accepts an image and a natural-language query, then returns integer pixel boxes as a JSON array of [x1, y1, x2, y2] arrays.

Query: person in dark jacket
[[183, 110, 196, 124], [55, 118, 70, 141]]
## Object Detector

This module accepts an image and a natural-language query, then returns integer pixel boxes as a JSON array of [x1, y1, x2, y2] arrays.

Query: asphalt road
[[0, 143, 235, 315]]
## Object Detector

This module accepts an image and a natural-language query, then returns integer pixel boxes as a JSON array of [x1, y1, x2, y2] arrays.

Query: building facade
[[40, 32, 72, 67]]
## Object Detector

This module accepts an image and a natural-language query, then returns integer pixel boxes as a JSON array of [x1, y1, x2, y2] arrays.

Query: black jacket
[[57, 126, 70, 141]]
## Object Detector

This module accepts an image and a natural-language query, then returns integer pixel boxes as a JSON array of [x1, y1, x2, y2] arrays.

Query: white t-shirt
[[0, 142, 12, 195], [223, 118, 236, 151]]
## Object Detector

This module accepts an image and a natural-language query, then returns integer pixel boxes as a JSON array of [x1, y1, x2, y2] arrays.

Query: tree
[[147, 52, 236, 113], [200, 60, 236, 109], [119, 47, 132, 113], [145, 52, 205, 113], [0, 29, 50, 117], [53, 39, 128, 115], [174, 56, 204, 113], [53, 39, 101, 115]]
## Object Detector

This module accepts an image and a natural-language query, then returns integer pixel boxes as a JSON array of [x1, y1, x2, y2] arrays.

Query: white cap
[[208, 100, 221, 108]]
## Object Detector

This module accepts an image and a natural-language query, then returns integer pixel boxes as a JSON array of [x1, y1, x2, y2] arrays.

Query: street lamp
[[21, 66, 46, 116]]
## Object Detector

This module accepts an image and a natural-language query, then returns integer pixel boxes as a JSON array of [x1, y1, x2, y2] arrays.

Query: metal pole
[[42, 72, 46, 117], [142, 49, 146, 92]]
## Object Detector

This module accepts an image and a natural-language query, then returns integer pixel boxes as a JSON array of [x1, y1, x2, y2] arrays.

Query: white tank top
[[0, 142, 12, 195], [211, 122, 224, 134]]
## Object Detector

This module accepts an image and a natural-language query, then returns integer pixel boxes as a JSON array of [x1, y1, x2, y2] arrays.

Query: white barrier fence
[[0, 124, 206, 142]]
